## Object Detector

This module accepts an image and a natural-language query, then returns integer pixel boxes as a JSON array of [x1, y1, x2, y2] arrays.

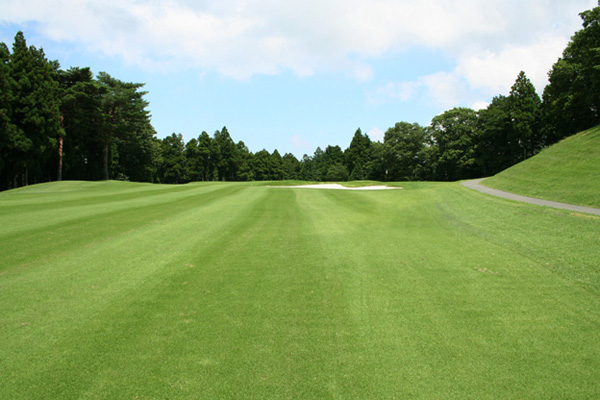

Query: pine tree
[[508, 71, 542, 161], [96, 72, 151, 180], [10, 31, 62, 186], [345, 128, 371, 180], [58, 67, 104, 180], [0, 41, 25, 189]]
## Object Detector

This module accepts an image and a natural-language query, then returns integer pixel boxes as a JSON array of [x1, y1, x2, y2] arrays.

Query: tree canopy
[[1, 2, 599, 190], [543, 2, 600, 140]]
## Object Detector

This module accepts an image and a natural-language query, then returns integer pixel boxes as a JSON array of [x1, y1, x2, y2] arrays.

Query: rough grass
[[483, 125, 600, 207], [0, 180, 598, 399]]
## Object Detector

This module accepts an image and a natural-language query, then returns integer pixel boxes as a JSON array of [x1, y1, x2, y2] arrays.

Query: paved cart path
[[461, 178, 600, 216]]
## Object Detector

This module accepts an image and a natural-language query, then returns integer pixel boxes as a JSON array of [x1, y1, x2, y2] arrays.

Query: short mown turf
[[483, 125, 600, 208], [0, 181, 598, 399]]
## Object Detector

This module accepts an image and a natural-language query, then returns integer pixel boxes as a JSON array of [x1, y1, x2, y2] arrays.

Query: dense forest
[[1, 4, 599, 190]]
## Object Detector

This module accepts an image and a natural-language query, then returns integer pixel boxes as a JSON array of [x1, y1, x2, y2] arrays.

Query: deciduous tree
[[431, 107, 479, 181], [543, 2, 600, 141], [383, 122, 427, 181]]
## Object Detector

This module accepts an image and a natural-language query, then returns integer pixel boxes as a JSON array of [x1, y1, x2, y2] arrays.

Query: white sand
[[272, 184, 402, 190]]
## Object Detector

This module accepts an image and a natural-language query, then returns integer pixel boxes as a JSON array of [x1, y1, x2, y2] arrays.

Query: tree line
[[1, 3, 599, 190]]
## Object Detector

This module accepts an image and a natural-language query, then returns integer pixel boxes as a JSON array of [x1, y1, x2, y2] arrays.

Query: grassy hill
[[0, 180, 599, 398], [483, 125, 600, 208]]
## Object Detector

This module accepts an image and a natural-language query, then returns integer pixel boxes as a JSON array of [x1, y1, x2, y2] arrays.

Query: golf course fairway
[[1, 180, 598, 399]]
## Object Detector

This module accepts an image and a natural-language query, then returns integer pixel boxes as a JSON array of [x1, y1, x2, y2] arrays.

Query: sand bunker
[[273, 184, 402, 190]]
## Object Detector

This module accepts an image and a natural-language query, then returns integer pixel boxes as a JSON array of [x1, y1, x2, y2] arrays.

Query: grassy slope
[[0, 181, 598, 399], [483, 125, 600, 208]]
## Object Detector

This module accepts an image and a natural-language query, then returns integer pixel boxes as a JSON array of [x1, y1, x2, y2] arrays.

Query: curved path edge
[[461, 178, 600, 216]]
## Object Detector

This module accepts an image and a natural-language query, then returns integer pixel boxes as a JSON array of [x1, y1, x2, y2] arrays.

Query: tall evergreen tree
[[299, 154, 316, 181], [213, 127, 237, 181], [252, 149, 272, 181], [508, 71, 542, 160], [58, 67, 104, 181], [96, 72, 152, 180], [197, 131, 214, 181], [185, 137, 202, 182], [477, 72, 542, 175], [270, 149, 284, 180], [345, 128, 371, 180], [477, 95, 512, 175], [159, 133, 188, 183], [9, 31, 62, 186], [234, 141, 253, 181], [0, 41, 24, 190], [282, 153, 300, 180]]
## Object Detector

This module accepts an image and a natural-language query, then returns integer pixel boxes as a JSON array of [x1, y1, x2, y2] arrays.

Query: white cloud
[[370, 31, 580, 110], [471, 101, 489, 111], [369, 72, 466, 109], [456, 35, 570, 96], [367, 127, 384, 142], [0, 0, 596, 84]]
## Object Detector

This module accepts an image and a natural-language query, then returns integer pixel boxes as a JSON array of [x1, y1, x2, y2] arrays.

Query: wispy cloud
[[369, 31, 577, 109], [367, 127, 384, 142], [289, 135, 313, 154], [1, 0, 594, 87]]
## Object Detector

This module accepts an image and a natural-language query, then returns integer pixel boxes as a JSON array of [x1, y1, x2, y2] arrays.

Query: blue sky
[[0, 0, 596, 157]]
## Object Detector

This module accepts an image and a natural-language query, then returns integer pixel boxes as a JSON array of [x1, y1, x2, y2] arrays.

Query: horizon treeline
[[1, 3, 599, 190]]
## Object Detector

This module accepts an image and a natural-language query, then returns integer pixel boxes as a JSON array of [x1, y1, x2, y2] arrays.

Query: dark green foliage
[[477, 95, 512, 175], [508, 71, 543, 159], [282, 153, 301, 180], [299, 154, 317, 181], [234, 141, 254, 181], [382, 122, 428, 181], [196, 131, 215, 181], [326, 163, 349, 181], [0, 42, 22, 188], [269, 150, 284, 180], [543, 2, 600, 140], [96, 72, 154, 181], [431, 107, 479, 181], [185, 138, 202, 182], [8, 32, 62, 186], [345, 128, 371, 180], [159, 133, 188, 183], [308, 145, 346, 181], [58, 67, 105, 181], [213, 127, 238, 181], [251, 149, 272, 181], [246, 148, 287, 181], [117, 124, 160, 182], [476, 72, 543, 176], [367, 141, 386, 181]]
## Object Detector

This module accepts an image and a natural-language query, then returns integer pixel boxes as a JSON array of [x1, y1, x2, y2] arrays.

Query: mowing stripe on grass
[[0, 181, 598, 399]]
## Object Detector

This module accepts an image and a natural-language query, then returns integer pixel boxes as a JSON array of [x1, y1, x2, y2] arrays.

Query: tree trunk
[[103, 143, 109, 180], [57, 135, 63, 181], [58, 114, 65, 181]]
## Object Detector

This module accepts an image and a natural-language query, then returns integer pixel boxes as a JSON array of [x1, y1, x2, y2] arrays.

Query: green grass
[[483, 125, 600, 207], [1, 180, 598, 399]]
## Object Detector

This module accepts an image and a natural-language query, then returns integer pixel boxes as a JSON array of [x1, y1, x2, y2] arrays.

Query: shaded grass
[[0, 181, 598, 399], [483, 125, 600, 207]]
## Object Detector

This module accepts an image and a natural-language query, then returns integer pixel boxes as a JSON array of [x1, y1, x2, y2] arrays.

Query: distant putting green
[[1, 180, 598, 399], [484, 125, 600, 208]]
